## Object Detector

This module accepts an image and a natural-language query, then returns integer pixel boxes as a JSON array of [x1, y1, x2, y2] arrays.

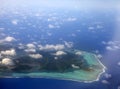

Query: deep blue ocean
[[0, 4, 120, 89]]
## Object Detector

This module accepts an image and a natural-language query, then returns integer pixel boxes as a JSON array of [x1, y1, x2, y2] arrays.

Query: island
[[0, 44, 105, 82]]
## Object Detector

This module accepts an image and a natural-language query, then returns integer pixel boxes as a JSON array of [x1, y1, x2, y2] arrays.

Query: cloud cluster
[[39, 44, 65, 51], [1, 49, 16, 56], [1, 58, 14, 66], [54, 51, 66, 56], [29, 54, 43, 59], [102, 41, 120, 51]]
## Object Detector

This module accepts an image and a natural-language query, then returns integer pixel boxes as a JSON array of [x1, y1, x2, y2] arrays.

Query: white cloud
[[71, 64, 79, 69], [4, 36, 16, 42], [47, 32, 52, 36], [48, 24, 60, 29], [64, 41, 73, 48], [96, 24, 103, 29], [18, 43, 25, 49], [118, 86, 120, 89], [29, 54, 43, 59], [53, 51, 66, 56], [48, 17, 57, 22], [101, 80, 109, 84], [24, 48, 36, 53], [106, 46, 120, 51], [71, 33, 76, 37], [102, 41, 106, 44], [39, 44, 65, 51], [54, 57, 58, 60], [1, 58, 14, 66], [118, 62, 120, 66], [104, 73, 112, 79], [88, 26, 95, 30], [48, 24, 55, 29], [0, 54, 2, 58], [11, 19, 18, 25], [106, 46, 114, 51], [0, 28, 5, 30], [97, 54, 102, 59], [66, 17, 77, 22], [75, 51, 82, 56], [1, 49, 16, 56], [104, 41, 120, 51], [26, 43, 36, 48]]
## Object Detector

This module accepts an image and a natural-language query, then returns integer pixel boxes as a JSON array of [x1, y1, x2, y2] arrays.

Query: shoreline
[[0, 51, 106, 83]]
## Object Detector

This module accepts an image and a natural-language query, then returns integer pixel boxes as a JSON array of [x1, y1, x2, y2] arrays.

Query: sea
[[0, 3, 120, 89]]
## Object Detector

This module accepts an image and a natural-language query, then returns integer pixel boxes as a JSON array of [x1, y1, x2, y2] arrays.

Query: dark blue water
[[0, 9, 120, 89]]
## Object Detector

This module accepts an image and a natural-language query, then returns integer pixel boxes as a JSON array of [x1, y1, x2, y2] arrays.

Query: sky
[[0, 0, 120, 10]]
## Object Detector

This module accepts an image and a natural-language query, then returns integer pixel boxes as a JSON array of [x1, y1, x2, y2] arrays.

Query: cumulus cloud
[[54, 57, 58, 60], [97, 54, 102, 59], [26, 43, 36, 48], [101, 80, 109, 84], [106, 46, 114, 51], [64, 41, 73, 48], [24, 48, 36, 53], [47, 32, 52, 36], [118, 86, 120, 89], [39, 44, 65, 51], [0, 54, 2, 58], [66, 17, 77, 22], [48, 24, 60, 29], [0, 36, 16, 43], [1, 58, 14, 66], [48, 24, 55, 29], [104, 73, 112, 79], [18, 43, 25, 49], [53, 51, 66, 56], [88, 26, 95, 30], [102, 41, 120, 51], [0, 28, 5, 30], [71, 33, 76, 37], [75, 51, 82, 56], [48, 17, 58, 22], [5, 36, 16, 42], [11, 19, 18, 25], [1, 49, 16, 56], [29, 54, 43, 59], [118, 62, 120, 66], [71, 64, 79, 69]]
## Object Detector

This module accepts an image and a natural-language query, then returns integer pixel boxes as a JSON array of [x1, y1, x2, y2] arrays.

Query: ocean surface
[[0, 2, 120, 89]]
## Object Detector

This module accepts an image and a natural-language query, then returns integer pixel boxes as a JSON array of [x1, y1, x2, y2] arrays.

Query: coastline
[[0, 51, 106, 83]]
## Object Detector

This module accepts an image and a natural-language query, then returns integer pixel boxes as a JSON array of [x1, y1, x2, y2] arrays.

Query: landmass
[[0, 44, 105, 82]]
